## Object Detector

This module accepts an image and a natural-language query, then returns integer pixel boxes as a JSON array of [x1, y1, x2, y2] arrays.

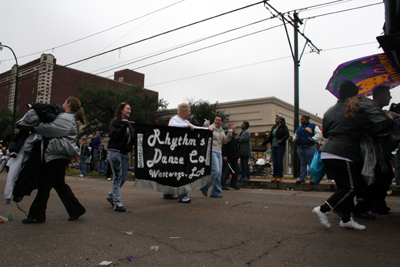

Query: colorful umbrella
[[326, 53, 400, 98]]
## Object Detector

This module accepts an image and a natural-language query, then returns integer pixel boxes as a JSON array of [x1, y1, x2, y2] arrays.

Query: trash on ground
[[169, 237, 182, 239], [99, 261, 112, 266], [225, 201, 229, 204], [123, 231, 133, 235], [0, 216, 7, 223], [119, 256, 134, 262], [150, 245, 159, 251]]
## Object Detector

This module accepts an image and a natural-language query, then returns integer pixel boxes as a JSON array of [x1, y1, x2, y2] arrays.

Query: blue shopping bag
[[308, 151, 326, 186]]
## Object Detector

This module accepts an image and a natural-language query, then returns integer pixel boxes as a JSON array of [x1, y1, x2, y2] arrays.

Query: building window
[[118, 77, 124, 82], [32, 86, 35, 94]]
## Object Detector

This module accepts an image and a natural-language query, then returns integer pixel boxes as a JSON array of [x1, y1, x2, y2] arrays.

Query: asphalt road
[[1, 173, 399, 267]]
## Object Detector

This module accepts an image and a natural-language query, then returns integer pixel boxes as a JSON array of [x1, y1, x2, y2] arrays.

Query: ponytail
[[66, 97, 85, 124], [344, 95, 360, 118], [75, 107, 85, 124]]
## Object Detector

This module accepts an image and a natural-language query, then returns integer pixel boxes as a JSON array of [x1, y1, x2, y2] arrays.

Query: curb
[[238, 179, 400, 196]]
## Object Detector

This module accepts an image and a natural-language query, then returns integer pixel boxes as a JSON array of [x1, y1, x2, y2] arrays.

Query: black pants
[[221, 159, 240, 186], [28, 159, 85, 221], [323, 159, 362, 217], [355, 159, 393, 212]]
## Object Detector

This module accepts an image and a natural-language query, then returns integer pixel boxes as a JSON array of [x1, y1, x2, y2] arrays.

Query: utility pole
[[263, 1, 320, 178], [0, 42, 19, 134], [293, 13, 300, 178]]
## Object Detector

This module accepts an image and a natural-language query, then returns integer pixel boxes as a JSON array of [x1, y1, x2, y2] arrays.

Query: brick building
[[0, 53, 157, 116]]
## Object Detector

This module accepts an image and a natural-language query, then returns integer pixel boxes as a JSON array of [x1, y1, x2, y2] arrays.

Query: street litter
[[169, 237, 182, 239], [99, 261, 112, 266], [225, 201, 228, 204], [119, 256, 134, 262], [123, 231, 133, 235], [150, 245, 159, 251], [0, 216, 7, 223]]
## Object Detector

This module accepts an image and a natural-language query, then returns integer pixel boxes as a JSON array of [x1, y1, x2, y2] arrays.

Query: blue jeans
[[240, 156, 250, 180], [271, 145, 286, 178], [107, 151, 129, 207], [80, 155, 88, 176], [297, 146, 316, 181], [200, 152, 222, 197], [99, 160, 106, 174]]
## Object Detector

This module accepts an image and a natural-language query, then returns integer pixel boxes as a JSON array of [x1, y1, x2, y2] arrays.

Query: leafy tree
[[0, 108, 14, 142], [76, 82, 168, 137], [186, 98, 229, 127]]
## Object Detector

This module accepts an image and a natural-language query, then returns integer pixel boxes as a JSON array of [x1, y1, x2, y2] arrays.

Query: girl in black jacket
[[106, 102, 134, 212], [312, 81, 394, 231], [260, 115, 289, 182]]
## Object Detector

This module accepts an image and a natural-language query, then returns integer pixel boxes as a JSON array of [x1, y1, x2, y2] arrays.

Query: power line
[[0, 1, 264, 85], [94, 17, 275, 75], [302, 2, 382, 20], [0, 0, 187, 63], [0, 1, 382, 86], [59, 1, 264, 69], [131, 25, 282, 71], [146, 41, 379, 87], [92, 0, 374, 76]]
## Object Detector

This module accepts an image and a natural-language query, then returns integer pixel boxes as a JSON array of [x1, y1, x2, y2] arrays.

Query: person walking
[[293, 115, 322, 184], [199, 115, 233, 198], [106, 102, 134, 212], [163, 103, 207, 203], [23, 96, 86, 223], [312, 80, 394, 230], [236, 121, 251, 181], [260, 115, 289, 182]]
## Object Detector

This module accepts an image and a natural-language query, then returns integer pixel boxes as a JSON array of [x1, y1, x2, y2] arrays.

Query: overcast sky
[[1, 0, 396, 118]]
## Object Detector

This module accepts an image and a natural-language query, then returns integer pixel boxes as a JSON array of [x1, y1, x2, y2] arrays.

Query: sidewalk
[[237, 176, 400, 196]]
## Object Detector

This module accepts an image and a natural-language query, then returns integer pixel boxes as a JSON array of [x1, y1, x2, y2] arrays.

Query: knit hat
[[339, 80, 359, 99]]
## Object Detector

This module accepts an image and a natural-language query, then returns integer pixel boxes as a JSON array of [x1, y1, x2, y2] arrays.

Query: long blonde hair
[[344, 95, 360, 118]]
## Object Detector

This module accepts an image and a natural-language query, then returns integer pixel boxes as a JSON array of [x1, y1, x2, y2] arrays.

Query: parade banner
[[134, 123, 212, 195], [326, 53, 400, 98]]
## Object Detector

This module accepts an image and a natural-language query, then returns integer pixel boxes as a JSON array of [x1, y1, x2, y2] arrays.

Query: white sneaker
[[79, 174, 84, 177], [339, 218, 366, 230], [178, 197, 191, 203], [107, 177, 112, 181], [312, 206, 330, 228]]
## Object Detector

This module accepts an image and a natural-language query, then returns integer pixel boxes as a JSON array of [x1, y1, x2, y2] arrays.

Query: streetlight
[[0, 42, 18, 133]]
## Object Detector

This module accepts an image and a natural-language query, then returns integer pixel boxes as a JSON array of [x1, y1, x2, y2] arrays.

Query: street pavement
[[1, 172, 399, 267]]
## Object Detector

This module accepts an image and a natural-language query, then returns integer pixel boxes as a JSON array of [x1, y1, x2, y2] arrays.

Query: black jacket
[[321, 99, 394, 163], [107, 118, 134, 154], [262, 121, 289, 147], [222, 133, 240, 162], [97, 148, 108, 160]]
